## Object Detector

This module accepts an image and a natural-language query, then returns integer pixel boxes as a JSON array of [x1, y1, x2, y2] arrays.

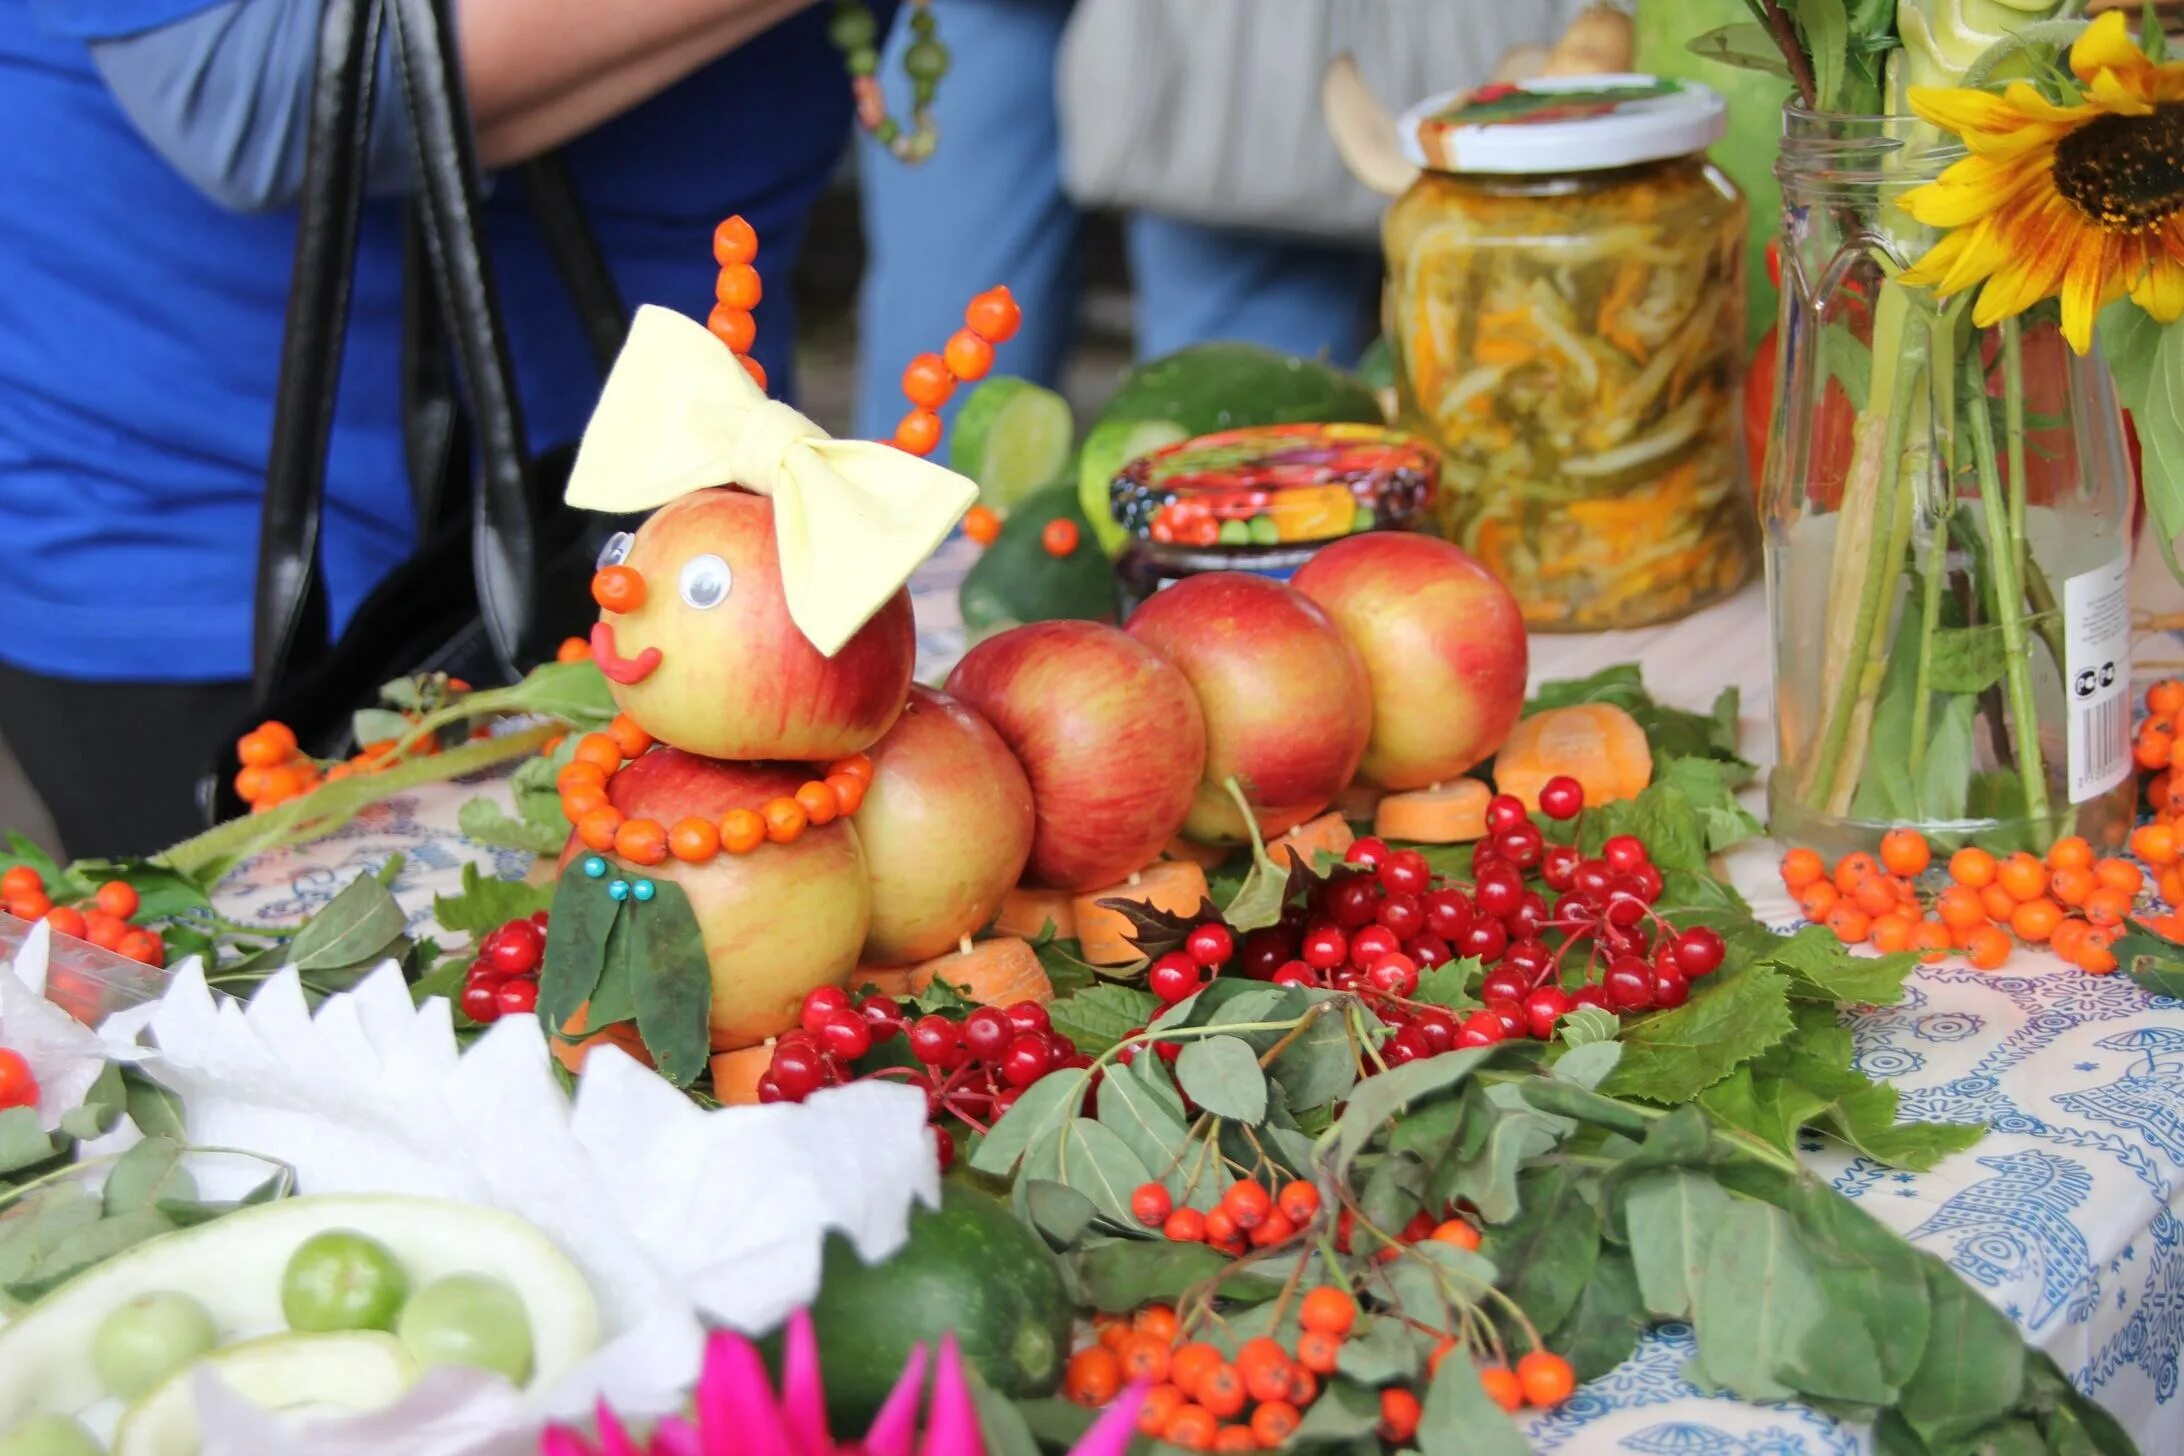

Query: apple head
[[588, 488, 915, 761], [859, 685, 1037, 966], [1125, 573, 1372, 843], [944, 620, 1206, 891], [562, 747, 871, 1050], [1289, 533, 1528, 790]]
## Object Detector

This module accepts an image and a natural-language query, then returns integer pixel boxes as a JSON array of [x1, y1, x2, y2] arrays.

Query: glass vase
[[1765, 108, 2138, 858]]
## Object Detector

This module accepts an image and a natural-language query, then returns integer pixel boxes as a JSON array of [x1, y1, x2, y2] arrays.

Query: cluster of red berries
[[1130, 1177, 1324, 1257], [459, 913, 548, 1023], [757, 984, 1094, 1169], [0, 1046, 36, 1112], [1131, 776, 1724, 1063], [3, 868, 164, 967]]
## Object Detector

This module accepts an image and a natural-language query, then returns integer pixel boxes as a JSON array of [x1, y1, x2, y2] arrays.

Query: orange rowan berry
[[2084, 887, 2134, 927], [704, 305, 756, 354], [1998, 853, 2050, 901], [117, 928, 164, 966], [607, 714, 653, 760], [1295, 1329, 1342, 1375], [962, 504, 1002, 545], [1980, 882, 2021, 922], [1517, 1351, 1577, 1407], [1907, 919, 1952, 962], [2138, 727, 2176, 770], [965, 286, 1023, 344], [1197, 1364, 1247, 1420], [2010, 896, 2064, 942], [590, 566, 646, 615], [901, 353, 955, 410], [1965, 924, 2013, 970], [43, 906, 86, 940], [739, 354, 768, 391], [254, 764, 308, 806], [2096, 858, 2145, 895], [1949, 846, 1998, 888], [1430, 1218, 1482, 1250], [555, 636, 592, 663], [1042, 519, 1080, 557], [0, 866, 40, 901], [1277, 1180, 1320, 1224], [714, 263, 762, 310], [1377, 1389, 1421, 1443], [1136, 1384, 1184, 1436], [826, 773, 866, 815], [2076, 926, 2119, 974], [7, 891, 51, 921], [237, 729, 290, 768], [1298, 1286, 1355, 1336], [563, 784, 610, 818], [1162, 1405, 1216, 1451], [574, 734, 624, 772], [895, 408, 943, 457], [1936, 885, 1987, 931], [1824, 902, 1871, 944], [1797, 880, 1842, 917], [1479, 1366, 1525, 1412], [1098, 1321, 1133, 1353], [94, 880, 139, 920], [1853, 875, 1900, 918], [2132, 822, 2181, 866], [1252, 1399, 1302, 1446], [82, 911, 128, 951], [577, 807, 623, 852], [1833, 852, 1881, 894], [613, 818, 668, 866], [2050, 865, 2096, 907], [1170, 1342, 1222, 1397], [712, 215, 758, 266], [1064, 1346, 1122, 1406], [943, 328, 996, 381], [668, 818, 720, 862], [1134, 1304, 1180, 1343], [1880, 828, 1930, 877], [2048, 835, 2095, 872], [1116, 1333, 1171, 1384], [762, 797, 808, 843], [2152, 680, 2184, 717], [1237, 1338, 1292, 1403], [794, 780, 839, 826], [1210, 1426, 1255, 1454], [1869, 912, 1915, 953], [1780, 847, 1826, 889]]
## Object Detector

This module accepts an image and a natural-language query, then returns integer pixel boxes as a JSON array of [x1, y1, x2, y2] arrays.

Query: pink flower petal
[[781, 1309, 835, 1456], [863, 1342, 929, 1456], [915, 1335, 984, 1456], [594, 1399, 640, 1456], [651, 1415, 702, 1456], [539, 1426, 598, 1456], [1069, 1384, 1150, 1456], [696, 1329, 799, 1456]]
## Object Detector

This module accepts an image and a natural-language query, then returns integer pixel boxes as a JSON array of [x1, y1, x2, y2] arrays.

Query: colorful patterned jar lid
[[1111, 423, 1439, 551], [1399, 74, 1726, 175]]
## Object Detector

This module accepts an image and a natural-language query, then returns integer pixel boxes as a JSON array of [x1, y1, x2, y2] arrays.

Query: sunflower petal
[[1995, 81, 2099, 127], [2070, 11, 2154, 92], [2060, 233, 2127, 353], [2085, 69, 2158, 115], [1901, 221, 1995, 296], [1900, 156, 2048, 227], [2129, 253, 2184, 324], [1972, 201, 2078, 321]]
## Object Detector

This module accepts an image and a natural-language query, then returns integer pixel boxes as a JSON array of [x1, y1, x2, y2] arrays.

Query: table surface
[[209, 545, 2184, 1453]]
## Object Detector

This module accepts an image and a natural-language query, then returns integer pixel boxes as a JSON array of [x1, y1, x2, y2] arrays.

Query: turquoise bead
[[633, 879, 657, 903], [581, 856, 607, 879], [608, 880, 631, 902]]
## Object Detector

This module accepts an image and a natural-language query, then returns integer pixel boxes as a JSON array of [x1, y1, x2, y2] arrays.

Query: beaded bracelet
[[556, 715, 873, 867], [831, 0, 946, 163]]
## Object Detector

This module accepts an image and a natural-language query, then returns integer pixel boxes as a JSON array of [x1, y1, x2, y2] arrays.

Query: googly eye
[[678, 553, 732, 610], [595, 531, 635, 571]]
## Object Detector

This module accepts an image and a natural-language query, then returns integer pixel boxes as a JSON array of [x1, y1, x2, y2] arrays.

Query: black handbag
[[202, 0, 633, 824]]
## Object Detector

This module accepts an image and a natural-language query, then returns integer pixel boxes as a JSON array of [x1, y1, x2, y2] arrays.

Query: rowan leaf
[[1175, 1036, 1266, 1123], [1603, 965, 1795, 1103]]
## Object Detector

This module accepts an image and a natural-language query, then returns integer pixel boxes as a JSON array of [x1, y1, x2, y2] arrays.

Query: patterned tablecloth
[[209, 544, 2184, 1453]]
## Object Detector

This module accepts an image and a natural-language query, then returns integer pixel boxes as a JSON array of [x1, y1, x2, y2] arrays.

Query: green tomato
[[281, 1230, 410, 1334], [0, 1414, 105, 1456], [396, 1274, 533, 1386], [91, 1292, 217, 1401]]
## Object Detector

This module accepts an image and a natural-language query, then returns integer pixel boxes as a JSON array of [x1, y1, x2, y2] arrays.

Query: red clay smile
[[591, 622, 663, 685]]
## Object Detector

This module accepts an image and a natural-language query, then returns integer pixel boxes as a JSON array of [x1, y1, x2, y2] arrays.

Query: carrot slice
[[1268, 812, 1354, 870], [709, 1045, 774, 1105], [993, 885, 1077, 941], [905, 936, 1053, 1006], [1072, 862, 1211, 965], [1374, 779, 1492, 844], [549, 1003, 651, 1076]]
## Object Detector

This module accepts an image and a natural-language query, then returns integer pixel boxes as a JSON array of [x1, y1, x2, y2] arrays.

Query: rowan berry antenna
[[890, 286, 1023, 458], [707, 215, 767, 391]]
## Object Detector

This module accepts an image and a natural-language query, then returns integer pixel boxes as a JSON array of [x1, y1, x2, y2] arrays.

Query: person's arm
[[76, 0, 816, 214]]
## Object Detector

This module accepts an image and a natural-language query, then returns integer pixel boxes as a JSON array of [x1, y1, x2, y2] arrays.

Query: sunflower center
[[2053, 102, 2184, 232]]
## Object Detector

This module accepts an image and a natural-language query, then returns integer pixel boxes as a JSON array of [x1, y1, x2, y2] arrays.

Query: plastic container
[[1384, 75, 1754, 629], [1109, 423, 1439, 612], [0, 911, 176, 1028]]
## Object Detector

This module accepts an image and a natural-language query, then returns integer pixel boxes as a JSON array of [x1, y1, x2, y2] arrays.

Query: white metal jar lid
[[1397, 74, 1728, 175]]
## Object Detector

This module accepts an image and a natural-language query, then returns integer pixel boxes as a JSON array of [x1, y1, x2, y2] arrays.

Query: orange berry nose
[[592, 565, 647, 613]]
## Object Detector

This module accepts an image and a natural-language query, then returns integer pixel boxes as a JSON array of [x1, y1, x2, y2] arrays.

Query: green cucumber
[[951, 377, 1075, 512], [803, 1184, 1073, 1426], [0, 1196, 598, 1434], [113, 1332, 417, 1456], [959, 482, 1119, 637]]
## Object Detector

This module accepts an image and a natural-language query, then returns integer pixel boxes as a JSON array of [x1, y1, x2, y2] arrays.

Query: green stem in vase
[[1965, 362, 2052, 829], [1907, 545, 1947, 780], [1802, 284, 1925, 813], [2002, 317, 2030, 580]]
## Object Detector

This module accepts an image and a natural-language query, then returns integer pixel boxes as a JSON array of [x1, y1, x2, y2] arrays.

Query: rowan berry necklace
[[829, 0, 946, 163]]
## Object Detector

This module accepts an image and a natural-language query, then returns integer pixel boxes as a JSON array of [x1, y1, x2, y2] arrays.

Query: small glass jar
[[1110, 423, 1439, 614], [1384, 76, 1754, 630]]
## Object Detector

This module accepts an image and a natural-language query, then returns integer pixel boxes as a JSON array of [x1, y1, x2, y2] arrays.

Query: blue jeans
[[853, 0, 1379, 440]]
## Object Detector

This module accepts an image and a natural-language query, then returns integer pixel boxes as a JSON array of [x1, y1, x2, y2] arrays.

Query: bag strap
[[519, 152, 629, 377], [252, 0, 384, 702], [386, 0, 539, 677]]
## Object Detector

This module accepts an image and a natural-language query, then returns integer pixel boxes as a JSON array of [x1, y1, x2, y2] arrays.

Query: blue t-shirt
[[0, 1, 858, 682]]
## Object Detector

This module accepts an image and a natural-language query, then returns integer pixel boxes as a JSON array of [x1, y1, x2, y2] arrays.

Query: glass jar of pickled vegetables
[[1109, 423, 1439, 614], [1385, 76, 1754, 630]]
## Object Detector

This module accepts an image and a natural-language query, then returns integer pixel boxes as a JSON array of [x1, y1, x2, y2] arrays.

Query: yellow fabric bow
[[565, 304, 977, 657]]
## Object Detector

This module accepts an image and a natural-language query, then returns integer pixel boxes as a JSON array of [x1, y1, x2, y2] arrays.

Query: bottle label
[[2063, 555, 2131, 805]]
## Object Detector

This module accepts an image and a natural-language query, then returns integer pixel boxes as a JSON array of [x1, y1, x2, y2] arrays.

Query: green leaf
[[1822, 321, 1872, 410], [286, 874, 408, 974], [1899, 1255, 2026, 1446], [0, 1108, 58, 1177], [973, 1068, 1091, 1175], [1690, 1198, 1828, 1403], [103, 1136, 187, 1215], [456, 796, 567, 856], [1687, 21, 1795, 76], [431, 863, 553, 939], [1927, 626, 2008, 694], [1418, 1350, 1529, 1456], [122, 1069, 185, 1143], [1763, 927, 1915, 1004], [538, 870, 619, 1031], [630, 881, 712, 1087], [1557, 1005, 1620, 1047], [1024, 936, 1102, 1001], [0, 1185, 101, 1294], [351, 707, 414, 748], [1336, 1317, 1424, 1385], [1799, 0, 1849, 109], [1295, 1378, 1387, 1443], [1323, 1046, 1498, 1176], [2137, 322, 2184, 562], [1175, 1036, 1266, 1123], [1269, 996, 1361, 1113], [1479, 1164, 1599, 1335], [1412, 956, 1482, 1010], [965, 1364, 1041, 1456], [1781, 1175, 1932, 1392], [1550, 1245, 1649, 1382], [1217, 777, 1295, 933], [1697, 1063, 1828, 1157], [1071, 1239, 1281, 1312], [62, 862, 212, 923], [1016, 1180, 1100, 1249], [1550, 1040, 1622, 1090], [1096, 1056, 1192, 1187], [158, 1170, 287, 1229], [2117, 917, 2184, 999], [1445, 1104, 1567, 1225], [1604, 965, 1796, 1103], [1623, 1170, 1731, 1320], [6, 1208, 175, 1303]]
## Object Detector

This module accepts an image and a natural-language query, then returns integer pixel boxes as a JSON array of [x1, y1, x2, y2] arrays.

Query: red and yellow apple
[[858, 685, 1037, 966], [563, 748, 871, 1050], [944, 620, 1206, 891], [590, 488, 915, 761], [1125, 572, 1371, 843], [1289, 533, 1528, 789]]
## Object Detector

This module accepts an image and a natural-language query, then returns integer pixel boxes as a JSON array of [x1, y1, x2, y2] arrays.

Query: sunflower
[[1896, 9, 2184, 352]]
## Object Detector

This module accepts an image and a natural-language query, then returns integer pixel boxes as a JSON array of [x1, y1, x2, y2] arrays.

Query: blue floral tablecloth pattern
[[206, 571, 2184, 1452]]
